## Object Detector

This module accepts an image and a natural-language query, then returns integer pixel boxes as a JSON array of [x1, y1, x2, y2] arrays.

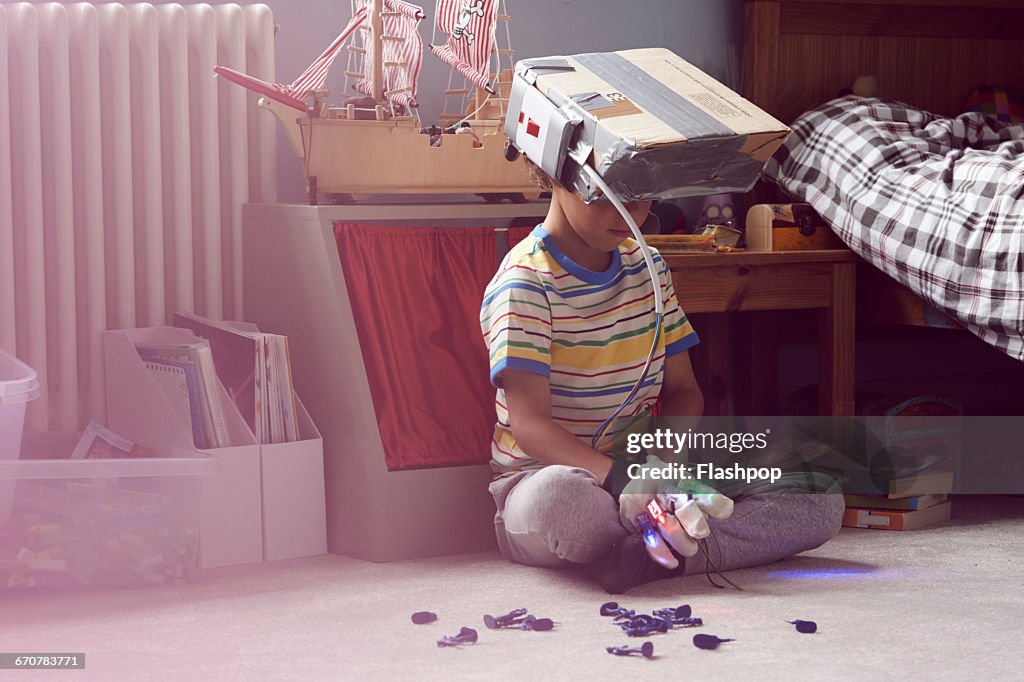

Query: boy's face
[[554, 184, 653, 252]]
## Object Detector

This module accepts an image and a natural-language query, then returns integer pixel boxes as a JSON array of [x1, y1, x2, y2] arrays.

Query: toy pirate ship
[[215, 0, 535, 203]]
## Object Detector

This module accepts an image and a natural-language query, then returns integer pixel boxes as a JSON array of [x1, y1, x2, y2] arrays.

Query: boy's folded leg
[[682, 472, 845, 576], [489, 465, 629, 568]]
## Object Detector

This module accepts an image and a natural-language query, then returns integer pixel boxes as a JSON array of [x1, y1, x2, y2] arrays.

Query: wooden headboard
[[743, 0, 1024, 124]]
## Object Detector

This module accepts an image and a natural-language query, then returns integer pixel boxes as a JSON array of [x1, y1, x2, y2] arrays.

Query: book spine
[[197, 345, 231, 448]]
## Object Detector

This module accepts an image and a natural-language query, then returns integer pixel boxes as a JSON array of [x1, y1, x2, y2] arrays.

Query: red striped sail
[[351, 0, 425, 109], [213, 7, 367, 110], [430, 0, 497, 92]]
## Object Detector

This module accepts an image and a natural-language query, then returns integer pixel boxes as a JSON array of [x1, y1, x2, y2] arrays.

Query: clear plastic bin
[[0, 432, 218, 589], [1, 349, 40, 526]]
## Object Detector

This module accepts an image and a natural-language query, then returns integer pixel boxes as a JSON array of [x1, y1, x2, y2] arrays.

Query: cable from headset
[[581, 165, 665, 452]]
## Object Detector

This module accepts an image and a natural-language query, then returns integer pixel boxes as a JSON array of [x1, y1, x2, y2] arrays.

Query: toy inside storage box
[[0, 431, 217, 589]]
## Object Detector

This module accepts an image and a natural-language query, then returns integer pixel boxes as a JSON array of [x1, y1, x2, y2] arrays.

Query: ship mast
[[370, 0, 384, 102]]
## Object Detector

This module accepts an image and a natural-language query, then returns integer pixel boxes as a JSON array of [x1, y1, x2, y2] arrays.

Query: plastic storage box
[[1, 349, 40, 526], [0, 432, 217, 589]]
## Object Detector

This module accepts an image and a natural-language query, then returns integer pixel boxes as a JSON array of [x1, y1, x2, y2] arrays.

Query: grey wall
[[267, 0, 744, 201]]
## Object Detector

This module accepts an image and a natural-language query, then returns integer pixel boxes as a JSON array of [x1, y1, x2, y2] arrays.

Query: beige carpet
[[3, 496, 1022, 681]]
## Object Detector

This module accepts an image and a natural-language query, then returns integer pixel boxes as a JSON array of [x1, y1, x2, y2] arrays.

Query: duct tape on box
[[505, 48, 790, 202]]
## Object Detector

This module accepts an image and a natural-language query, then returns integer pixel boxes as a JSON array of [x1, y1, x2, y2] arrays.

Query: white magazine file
[[167, 318, 327, 562], [260, 398, 326, 561], [103, 327, 262, 569]]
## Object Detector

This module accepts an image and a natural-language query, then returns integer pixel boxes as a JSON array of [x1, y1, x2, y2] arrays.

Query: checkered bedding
[[765, 96, 1024, 360]]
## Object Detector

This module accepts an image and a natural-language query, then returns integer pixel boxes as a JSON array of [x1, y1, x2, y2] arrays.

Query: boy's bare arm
[[653, 351, 704, 463], [660, 350, 704, 419], [502, 369, 613, 484]]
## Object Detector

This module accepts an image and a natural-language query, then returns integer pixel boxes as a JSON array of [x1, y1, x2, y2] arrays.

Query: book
[[842, 501, 952, 531], [885, 470, 955, 498], [139, 356, 207, 449], [70, 421, 154, 459], [843, 493, 948, 511], [174, 313, 261, 438], [174, 313, 300, 444], [134, 341, 230, 449]]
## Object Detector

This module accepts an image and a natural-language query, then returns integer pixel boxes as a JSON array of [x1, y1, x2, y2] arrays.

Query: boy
[[480, 160, 844, 592]]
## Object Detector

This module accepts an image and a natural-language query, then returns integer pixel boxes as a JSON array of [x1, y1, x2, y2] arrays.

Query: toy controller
[[635, 499, 680, 569]]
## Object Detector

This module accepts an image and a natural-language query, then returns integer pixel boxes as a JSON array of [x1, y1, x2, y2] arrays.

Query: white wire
[[452, 92, 493, 128], [580, 164, 665, 450], [581, 165, 663, 320]]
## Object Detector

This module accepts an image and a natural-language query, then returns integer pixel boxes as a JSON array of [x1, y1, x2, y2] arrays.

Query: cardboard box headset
[[505, 48, 790, 202]]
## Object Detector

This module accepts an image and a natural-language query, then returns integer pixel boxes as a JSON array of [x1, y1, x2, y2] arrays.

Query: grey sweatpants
[[488, 465, 845, 574]]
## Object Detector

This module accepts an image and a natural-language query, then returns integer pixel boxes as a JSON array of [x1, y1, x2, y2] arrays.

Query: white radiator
[[0, 3, 277, 432]]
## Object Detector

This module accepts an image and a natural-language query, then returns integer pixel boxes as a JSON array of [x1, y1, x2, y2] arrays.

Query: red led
[[647, 499, 667, 525], [526, 120, 540, 137], [518, 111, 524, 123]]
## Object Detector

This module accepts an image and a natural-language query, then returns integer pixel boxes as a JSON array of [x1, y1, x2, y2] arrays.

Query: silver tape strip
[[571, 52, 734, 140]]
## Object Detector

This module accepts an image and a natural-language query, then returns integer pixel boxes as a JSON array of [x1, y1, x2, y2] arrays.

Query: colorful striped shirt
[[480, 225, 699, 473]]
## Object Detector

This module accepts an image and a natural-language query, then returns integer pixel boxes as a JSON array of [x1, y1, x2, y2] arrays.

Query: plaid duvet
[[765, 96, 1024, 360]]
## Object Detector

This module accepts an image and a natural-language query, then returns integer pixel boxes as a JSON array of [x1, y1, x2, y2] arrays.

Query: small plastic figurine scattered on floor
[[788, 619, 818, 633], [411, 611, 437, 625], [693, 634, 735, 650], [606, 642, 655, 658]]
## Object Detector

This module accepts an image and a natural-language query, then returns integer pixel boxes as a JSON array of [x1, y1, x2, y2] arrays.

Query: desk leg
[[692, 314, 731, 416], [750, 311, 779, 415], [819, 263, 855, 415]]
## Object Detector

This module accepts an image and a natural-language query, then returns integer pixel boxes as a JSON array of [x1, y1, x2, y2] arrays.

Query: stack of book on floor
[[842, 471, 954, 531]]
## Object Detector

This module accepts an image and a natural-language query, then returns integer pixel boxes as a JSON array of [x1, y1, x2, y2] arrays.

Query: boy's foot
[[596, 532, 686, 594]]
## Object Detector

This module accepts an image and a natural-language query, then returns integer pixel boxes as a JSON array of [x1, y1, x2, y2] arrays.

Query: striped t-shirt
[[480, 225, 699, 473]]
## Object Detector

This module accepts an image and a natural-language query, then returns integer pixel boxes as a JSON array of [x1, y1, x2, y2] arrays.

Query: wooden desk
[[663, 250, 858, 416]]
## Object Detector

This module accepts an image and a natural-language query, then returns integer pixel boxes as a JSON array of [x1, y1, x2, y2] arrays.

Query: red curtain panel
[[334, 223, 499, 470], [507, 225, 534, 249]]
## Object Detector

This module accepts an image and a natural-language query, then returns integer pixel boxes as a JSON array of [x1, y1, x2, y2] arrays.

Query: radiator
[[0, 3, 277, 432]]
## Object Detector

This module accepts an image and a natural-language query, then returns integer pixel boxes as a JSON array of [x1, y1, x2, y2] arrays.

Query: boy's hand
[[618, 456, 734, 568]]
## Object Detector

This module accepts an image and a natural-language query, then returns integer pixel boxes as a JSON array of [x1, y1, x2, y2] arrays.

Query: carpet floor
[[3, 496, 1022, 681]]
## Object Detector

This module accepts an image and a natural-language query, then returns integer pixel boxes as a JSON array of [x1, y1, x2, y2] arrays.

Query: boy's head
[[524, 156, 652, 253]]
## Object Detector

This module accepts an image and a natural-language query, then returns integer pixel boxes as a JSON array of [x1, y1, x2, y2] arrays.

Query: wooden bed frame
[[742, 0, 1024, 326]]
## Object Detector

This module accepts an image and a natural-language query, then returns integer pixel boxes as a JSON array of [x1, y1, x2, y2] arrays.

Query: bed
[[742, 0, 1024, 359]]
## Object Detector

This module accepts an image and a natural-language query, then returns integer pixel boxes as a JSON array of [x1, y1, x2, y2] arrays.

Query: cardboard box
[[506, 48, 790, 202]]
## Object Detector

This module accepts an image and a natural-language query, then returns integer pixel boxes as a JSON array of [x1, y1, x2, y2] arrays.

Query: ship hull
[[262, 99, 536, 197]]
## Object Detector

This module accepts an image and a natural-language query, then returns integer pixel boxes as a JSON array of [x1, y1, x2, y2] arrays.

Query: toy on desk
[[745, 203, 847, 251], [697, 193, 736, 229]]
